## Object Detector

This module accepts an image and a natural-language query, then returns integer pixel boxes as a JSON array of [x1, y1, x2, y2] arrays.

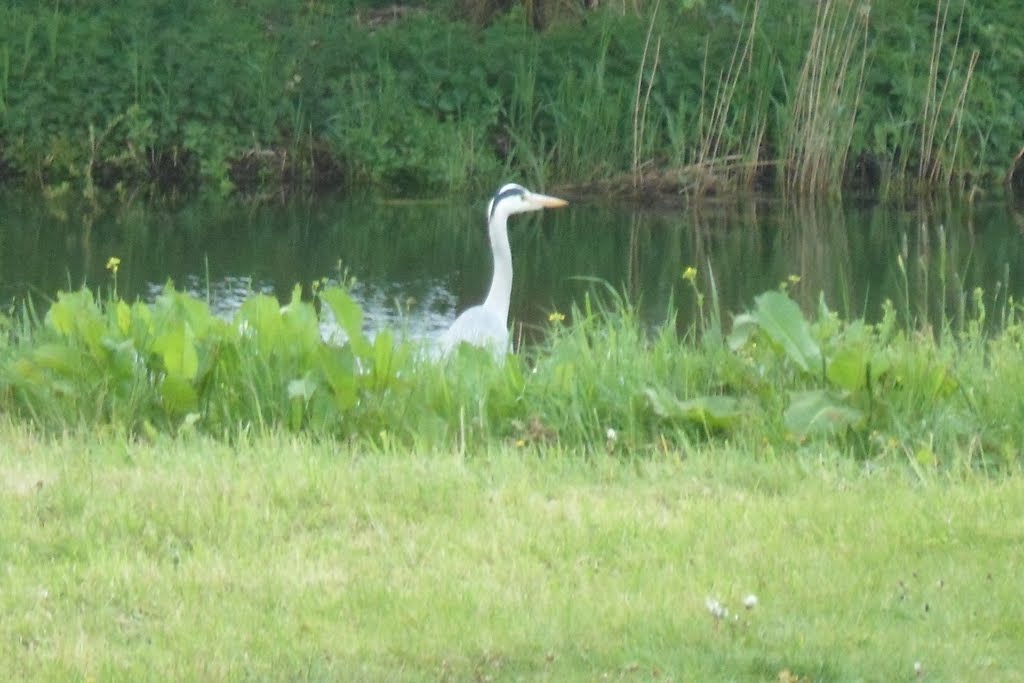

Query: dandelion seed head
[[705, 597, 728, 619]]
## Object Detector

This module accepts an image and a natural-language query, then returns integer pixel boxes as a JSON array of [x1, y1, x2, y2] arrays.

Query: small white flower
[[606, 427, 618, 442], [914, 661, 923, 676], [705, 597, 728, 619], [743, 594, 758, 609]]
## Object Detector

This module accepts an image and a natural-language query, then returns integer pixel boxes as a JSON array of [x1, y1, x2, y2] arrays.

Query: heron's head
[[487, 183, 568, 223]]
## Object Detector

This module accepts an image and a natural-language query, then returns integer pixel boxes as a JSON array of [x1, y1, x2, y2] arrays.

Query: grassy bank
[[3, 420, 1023, 681], [1, 1, 1022, 199], [4, 239, 1024, 677]]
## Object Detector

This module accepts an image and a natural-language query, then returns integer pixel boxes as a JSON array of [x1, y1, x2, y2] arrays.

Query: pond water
[[1, 191, 1023, 344]]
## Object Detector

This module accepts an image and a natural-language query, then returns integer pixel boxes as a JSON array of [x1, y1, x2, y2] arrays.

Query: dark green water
[[2, 192, 1023, 342]]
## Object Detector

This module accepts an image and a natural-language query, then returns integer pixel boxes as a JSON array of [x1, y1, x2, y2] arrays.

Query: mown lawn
[[2, 419, 1022, 682]]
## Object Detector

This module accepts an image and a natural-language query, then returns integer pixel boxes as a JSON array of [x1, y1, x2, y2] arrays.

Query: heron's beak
[[527, 192, 569, 209]]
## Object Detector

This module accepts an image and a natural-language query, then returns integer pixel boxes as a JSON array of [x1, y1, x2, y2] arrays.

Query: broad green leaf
[[287, 376, 318, 402], [726, 313, 758, 351], [113, 301, 132, 335], [317, 345, 359, 411], [237, 294, 284, 355], [827, 345, 892, 394], [45, 291, 85, 336], [160, 374, 198, 414], [153, 322, 199, 380], [31, 344, 85, 376], [129, 301, 155, 349], [784, 389, 864, 436], [81, 317, 110, 361], [826, 345, 870, 392], [868, 354, 891, 383], [643, 388, 742, 429], [154, 286, 216, 337], [45, 289, 107, 357], [101, 337, 139, 381], [750, 291, 822, 373], [371, 329, 400, 385], [280, 288, 322, 356], [320, 287, 371, 358]]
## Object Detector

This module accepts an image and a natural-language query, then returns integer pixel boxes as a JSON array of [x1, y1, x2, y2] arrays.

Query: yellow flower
[[548, 311, 565, 323], [105, 256, 121, 274], [682, 266, 697, 283], [787, 274, 801, 284]]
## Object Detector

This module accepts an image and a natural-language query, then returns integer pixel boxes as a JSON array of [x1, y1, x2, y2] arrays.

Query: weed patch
[[1, 268, 1022, 468]]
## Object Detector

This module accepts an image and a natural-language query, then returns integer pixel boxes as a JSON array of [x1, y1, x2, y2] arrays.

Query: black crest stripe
[[489, 186, 525, 221]]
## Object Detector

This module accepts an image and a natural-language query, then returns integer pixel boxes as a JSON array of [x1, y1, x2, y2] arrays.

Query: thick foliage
[[0, 281, 1020, 468], [0, 284, 409, 434], [0, 1, 1020, 197]]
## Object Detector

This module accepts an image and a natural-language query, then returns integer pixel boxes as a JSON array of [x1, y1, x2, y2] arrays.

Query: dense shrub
[[0, 1, 1020, 197]]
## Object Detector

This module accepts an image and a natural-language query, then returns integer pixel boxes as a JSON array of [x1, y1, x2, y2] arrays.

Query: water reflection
[[1, 192, 1022, 344]]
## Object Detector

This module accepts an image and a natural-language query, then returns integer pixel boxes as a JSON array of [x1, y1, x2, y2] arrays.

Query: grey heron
[[440, 183, 568, 356]]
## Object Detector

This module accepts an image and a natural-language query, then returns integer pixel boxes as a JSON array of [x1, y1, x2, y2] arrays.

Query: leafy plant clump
[[0, 284, 408, 435], [1, 277, 1021, 469]]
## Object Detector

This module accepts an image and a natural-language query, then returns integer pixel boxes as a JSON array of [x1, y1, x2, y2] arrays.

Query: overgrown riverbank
[[2, 0, 1022, 200]]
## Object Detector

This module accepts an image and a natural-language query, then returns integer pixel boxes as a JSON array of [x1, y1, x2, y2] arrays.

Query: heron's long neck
[[482, 213, 513, 325]]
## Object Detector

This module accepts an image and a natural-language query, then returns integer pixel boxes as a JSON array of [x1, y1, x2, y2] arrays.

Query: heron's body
[[440, 184, 568, 357], [440, 304, 509, 355]]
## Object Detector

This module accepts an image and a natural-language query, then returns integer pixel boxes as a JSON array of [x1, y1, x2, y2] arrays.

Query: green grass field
[[3, 419, 1022, 681]]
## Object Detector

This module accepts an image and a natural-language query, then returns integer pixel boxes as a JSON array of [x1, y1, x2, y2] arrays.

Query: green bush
[[0, 1, 1021, 197]]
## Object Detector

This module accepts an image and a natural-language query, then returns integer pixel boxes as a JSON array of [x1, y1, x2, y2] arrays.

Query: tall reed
[[630, 0, 661, 188], [782, 0, 869, 195], [692, 0, 765, 193], [917, 0, 979, 186]]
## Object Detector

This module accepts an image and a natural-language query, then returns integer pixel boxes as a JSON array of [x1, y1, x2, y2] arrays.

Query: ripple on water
[[144, 274, 458, 347]]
